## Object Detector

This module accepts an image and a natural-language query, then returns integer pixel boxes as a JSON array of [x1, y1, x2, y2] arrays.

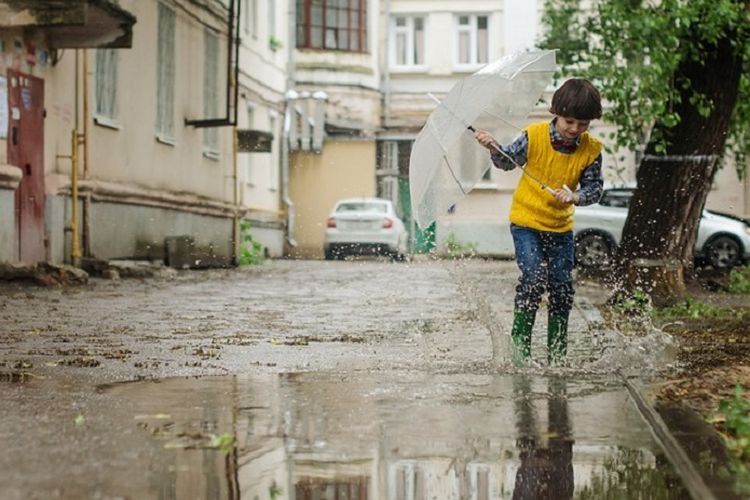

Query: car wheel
[[575, 233, 614, 269], [704, 235, 741, 269]]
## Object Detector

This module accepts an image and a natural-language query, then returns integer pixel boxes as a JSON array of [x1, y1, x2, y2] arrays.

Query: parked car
[[574, 188, 750, 269], [324, 198, 408, 261]]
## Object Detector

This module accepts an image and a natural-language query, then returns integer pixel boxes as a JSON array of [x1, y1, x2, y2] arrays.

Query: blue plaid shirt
[[490, 119, 604, 206]]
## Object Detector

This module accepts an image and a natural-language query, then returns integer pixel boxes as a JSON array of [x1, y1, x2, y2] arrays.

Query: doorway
[[8, 69, 45, 263]]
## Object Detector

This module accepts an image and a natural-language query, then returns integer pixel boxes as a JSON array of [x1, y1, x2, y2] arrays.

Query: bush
[[239, 220, 266, 266]]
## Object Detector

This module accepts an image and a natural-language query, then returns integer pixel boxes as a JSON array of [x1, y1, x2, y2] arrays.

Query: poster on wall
[[0, 76, 7, 139]]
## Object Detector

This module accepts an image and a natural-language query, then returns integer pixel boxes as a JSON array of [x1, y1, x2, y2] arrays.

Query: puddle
[[96, 372, 689, 499]]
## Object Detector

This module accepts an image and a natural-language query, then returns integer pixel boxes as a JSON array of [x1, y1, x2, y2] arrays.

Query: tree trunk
[[616, 33, 744, 306]]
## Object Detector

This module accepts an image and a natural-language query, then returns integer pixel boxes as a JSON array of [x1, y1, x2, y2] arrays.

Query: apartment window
[[391, 16, 424, 67], [246, 0, 258, 38], [94, 49, 118, 125], [296, 0, 368, 52], [456, 14, 488, 66], [156, 3, 176, 141], [269, 0, 277, 39], [203, 29, 220, 156]]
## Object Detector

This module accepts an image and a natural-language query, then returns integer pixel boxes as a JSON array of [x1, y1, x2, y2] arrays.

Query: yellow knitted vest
[[509, 121, 602, 232]]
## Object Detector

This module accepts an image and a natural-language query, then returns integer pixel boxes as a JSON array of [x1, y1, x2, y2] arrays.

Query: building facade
[[2, 0, 747, 266]]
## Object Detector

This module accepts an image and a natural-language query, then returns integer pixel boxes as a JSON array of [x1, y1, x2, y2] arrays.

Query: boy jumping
[[475, 78, 604, 366]]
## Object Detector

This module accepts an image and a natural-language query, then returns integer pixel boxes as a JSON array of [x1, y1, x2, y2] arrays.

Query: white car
[[574, 188, 750, 269], [324, 198, 408, 261]]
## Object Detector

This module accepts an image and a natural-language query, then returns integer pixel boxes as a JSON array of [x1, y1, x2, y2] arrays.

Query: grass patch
[[445, 232, 478, 259], [656, 298, 746, 320], [711, 386, 750, 495], [728, 266, 750, 294]]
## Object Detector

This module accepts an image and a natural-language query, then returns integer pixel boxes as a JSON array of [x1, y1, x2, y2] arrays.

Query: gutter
[[282, 0, 298, 248]]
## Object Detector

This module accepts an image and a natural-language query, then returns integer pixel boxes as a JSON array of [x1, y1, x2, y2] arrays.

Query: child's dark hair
[[549, 78, 602, 120]]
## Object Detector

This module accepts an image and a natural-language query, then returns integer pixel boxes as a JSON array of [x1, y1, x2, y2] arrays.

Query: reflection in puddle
[[103, 373, 686, 499]]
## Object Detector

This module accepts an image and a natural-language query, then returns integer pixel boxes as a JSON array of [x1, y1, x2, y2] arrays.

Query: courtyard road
[[0, 259, 688, 499]]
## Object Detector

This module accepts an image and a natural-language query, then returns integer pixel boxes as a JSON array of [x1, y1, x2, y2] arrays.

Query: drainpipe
[[82, 49, 91, 258], [71, 50, 81, 266], [382, 0, 392, 129], [282, 90, 298, 249], [69, 127, 80, 266], [282, 0, 298, 249], [232, 126, 240, 264]]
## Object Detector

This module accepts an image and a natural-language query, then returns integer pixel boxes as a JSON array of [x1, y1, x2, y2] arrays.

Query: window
[[244, 0, 258, 38], [391, 16, 424, 67], [203, 29, 220, 156], [456, 14, 488, 66], [156, 3, 176, 141], [268, 0, 276, 40], [296, 0, 367, 52], [94, 49, 118, 124]]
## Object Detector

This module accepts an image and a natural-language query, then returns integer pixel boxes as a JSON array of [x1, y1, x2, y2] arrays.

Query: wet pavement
[[0, 259, 719, 498]]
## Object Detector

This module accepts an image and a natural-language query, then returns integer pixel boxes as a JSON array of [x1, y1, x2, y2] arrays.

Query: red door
[[8, 69, 45, 263]]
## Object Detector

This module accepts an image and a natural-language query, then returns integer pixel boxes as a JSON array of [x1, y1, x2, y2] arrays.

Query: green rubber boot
[[510, 309, 535, 366], [548, 314, 569, 366]]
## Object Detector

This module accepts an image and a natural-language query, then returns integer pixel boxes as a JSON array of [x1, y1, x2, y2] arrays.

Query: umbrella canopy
[[409, 50, 557, 229]]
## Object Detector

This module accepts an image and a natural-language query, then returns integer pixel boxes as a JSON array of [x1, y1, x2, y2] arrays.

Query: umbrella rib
[[426, 118, 468, 195], [443, 155, 468, 196]]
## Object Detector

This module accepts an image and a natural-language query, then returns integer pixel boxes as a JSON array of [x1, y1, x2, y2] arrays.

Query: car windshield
[[600, 190, 634, 208], [336, 202, 387, 214]]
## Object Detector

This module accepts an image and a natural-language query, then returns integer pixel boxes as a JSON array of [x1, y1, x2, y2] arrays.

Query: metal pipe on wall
[[70, 50, 81, 266], [82, 49, 91, 258], [232, 126, 239, 264]]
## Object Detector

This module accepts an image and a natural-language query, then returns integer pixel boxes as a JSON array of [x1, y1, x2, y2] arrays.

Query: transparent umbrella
[[409, 50, 557, 229]]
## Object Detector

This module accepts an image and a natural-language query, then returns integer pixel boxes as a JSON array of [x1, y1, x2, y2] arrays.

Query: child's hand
[[474, 129, 498, 151], [553, 187, 579, 205]]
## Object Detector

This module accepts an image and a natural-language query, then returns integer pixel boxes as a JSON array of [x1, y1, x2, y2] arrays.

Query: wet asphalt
[[0, 259, 710, 499]]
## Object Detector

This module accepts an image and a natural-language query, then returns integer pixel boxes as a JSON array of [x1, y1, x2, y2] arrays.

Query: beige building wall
[[236, 0, 289, 257], [6, 0, 239, 264], [706, 160, 750, 219], [289, 140, 377, 258]]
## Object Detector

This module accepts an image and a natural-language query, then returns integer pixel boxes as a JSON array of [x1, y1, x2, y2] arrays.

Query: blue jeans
[[510, 224, 575, 317]]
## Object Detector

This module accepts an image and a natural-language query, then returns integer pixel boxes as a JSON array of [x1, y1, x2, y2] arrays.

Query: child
[[474, 78, 604, 366]]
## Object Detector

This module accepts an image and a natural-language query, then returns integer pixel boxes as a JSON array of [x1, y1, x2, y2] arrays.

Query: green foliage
[[445, 232, 478, 259], [657, 298, 743, 320], [610, 288, 652, 316], [575, 447, 683, 499], [269, 36, 283, 51], [239, 220, 266, 266], [728, 266, 750, 294], [539, 0, 750, 172], [209, 433, 235, 454], [269, 481, 283, 499], [715, 386, 750, 494]]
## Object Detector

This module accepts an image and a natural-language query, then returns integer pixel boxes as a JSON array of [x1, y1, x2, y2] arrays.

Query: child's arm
[[573, 154, 604, 206], [474, 130, 528, 171]]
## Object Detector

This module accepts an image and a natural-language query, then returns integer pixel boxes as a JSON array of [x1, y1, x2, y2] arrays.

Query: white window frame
[[94, 49, 119, 128], [389, 15, 426, 71], [251, 0, 258, 39], [156, 2, 176, 144], [203, 28, 220, 159], [454, 14, 489, 70]]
